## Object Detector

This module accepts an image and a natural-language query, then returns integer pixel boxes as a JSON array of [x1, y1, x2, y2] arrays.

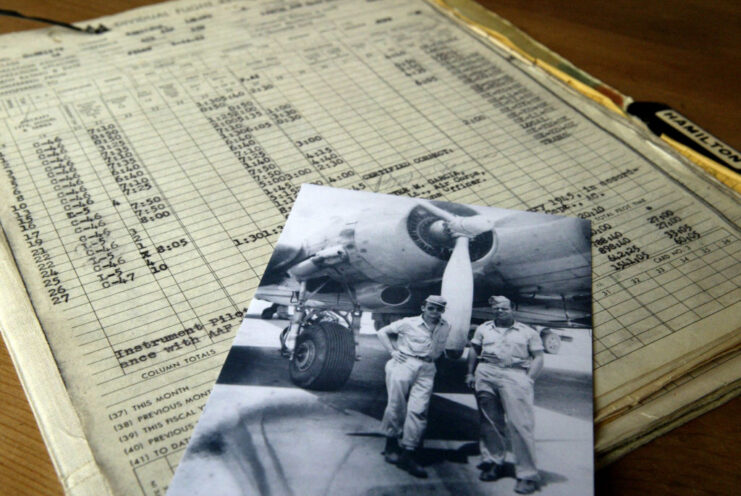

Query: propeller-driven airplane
[[255, 199, 591, 391]]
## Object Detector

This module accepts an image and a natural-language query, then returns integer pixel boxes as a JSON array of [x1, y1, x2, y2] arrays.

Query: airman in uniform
[[466, 295, 544, 494], [377, 295, 451, 478]]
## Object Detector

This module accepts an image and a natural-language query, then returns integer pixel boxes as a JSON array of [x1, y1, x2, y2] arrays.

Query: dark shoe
[[514, 479, 538, 494], [398, 449, 428, 478], [478, 462, 501, 481], [382, 437, 400, 465]]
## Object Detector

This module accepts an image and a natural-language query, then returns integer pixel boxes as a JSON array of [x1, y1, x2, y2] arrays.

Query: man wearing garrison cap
[[466, 295, 544, 494], [377, 295, 451, 478]]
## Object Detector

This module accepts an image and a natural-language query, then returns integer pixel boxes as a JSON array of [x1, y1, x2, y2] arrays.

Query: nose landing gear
[[279, 281, 358, 390]]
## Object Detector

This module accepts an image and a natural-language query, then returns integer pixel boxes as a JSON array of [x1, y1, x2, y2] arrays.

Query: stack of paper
[[0, 0, 738, 494]]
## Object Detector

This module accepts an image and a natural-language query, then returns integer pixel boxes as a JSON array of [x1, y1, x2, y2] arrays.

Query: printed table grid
[[3, 12, 738, 383], [593, 229, 737, 366]]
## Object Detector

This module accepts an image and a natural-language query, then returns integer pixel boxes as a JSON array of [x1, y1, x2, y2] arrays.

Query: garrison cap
[[425, 295, 447, 307], [488, 295, 511, 305]]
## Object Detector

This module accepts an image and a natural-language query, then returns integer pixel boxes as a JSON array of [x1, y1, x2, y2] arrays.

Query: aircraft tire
[[541, 329, 561, 354], [289, 322, 355, 390]]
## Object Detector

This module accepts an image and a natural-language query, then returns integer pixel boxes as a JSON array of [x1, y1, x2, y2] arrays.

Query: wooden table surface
[[1, 1, 739, 494]]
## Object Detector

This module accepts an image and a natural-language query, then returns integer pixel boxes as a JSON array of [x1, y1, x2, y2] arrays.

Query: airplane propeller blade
[[416, 199, 496, 352], [441, 236, 474, 351]]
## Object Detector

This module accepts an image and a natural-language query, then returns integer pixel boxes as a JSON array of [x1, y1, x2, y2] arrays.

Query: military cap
[[425, 295, 447, 307], [488, 295, 511, 305]]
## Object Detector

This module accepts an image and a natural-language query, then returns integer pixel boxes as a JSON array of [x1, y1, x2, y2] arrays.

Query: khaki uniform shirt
[[471, 321, 543, 369], [383, 316, 451, 360]]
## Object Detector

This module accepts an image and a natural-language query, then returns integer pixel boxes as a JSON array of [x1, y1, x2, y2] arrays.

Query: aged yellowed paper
[[0, 0, 738, 494]]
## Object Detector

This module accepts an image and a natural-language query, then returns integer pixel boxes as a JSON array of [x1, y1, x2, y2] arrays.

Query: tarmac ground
[[168, 318, 593, 496]]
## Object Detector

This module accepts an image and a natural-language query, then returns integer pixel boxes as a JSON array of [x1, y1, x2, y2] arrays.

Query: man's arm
[[465, 346, 479, 389], [466, 326, 484, 388], [528, 350, 544, 381], [467, 343, 481, 375], [525, 325, 545, 382], [430, 320, 452, 360], [377, 321, 406, 363]]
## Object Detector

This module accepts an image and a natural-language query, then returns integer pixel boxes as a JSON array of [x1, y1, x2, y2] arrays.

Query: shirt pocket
[[406, 331, 431, 353], [508, 332, 529, 348], [481, 336, 501, 351]]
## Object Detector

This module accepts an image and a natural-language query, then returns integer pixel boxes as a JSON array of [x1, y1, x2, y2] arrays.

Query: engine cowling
[[344, 203, 495, 286]]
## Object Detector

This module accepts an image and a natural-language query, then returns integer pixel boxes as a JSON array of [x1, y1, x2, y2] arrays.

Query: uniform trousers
[[381, 357, 436, 449], [475, 362, 539, 481]]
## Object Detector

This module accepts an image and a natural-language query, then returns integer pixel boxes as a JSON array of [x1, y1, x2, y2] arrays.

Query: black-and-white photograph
[[167, 185, 594, 496]]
